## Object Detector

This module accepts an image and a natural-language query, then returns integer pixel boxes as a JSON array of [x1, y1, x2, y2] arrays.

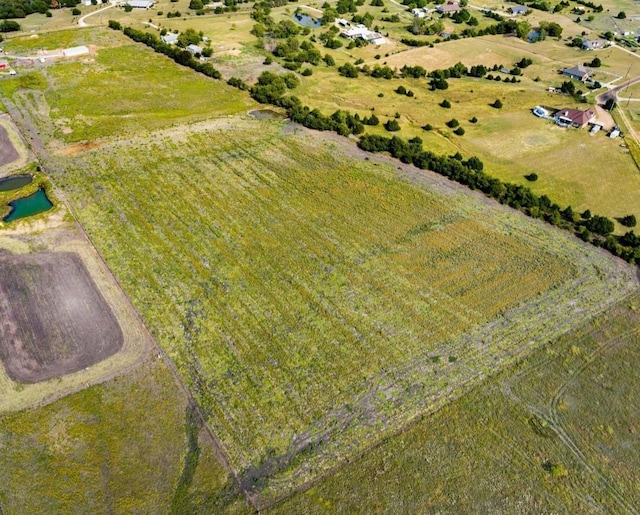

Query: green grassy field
[[276, 292, 640, 513], [1, 29, 254, 143], [45, 117, 636, 504], [0, 359, 248, 514]]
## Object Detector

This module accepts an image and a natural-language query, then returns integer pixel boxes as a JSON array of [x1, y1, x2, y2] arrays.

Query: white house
[[161, 33, 179, 44], [187, 44, 203, 55]]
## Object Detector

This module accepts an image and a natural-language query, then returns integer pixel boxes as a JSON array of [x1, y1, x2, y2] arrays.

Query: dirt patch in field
[[0, 124, 20, 168], [0, 251, 123, 383]]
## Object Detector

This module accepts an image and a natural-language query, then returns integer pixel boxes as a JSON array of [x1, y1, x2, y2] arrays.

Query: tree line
[[110, 23, 221, 79], [116, 23, 639, 265]]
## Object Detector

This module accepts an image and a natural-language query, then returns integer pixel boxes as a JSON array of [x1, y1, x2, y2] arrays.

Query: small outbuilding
[[62, 46, 90, 58], [187, 44, 203, 55]]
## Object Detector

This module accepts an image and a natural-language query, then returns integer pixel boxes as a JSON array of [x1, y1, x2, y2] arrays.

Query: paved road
[[78, 0, 116, 27]]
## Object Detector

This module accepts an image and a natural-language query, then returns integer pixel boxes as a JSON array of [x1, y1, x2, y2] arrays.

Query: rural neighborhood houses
[[120, 0, 155, 8], [340, 22, 387, 45], [581, 39, 609, 50], [562, 64, 591, 81], [161, 32, 179, 44]]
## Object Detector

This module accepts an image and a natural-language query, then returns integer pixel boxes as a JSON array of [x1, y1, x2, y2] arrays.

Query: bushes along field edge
[[113, 23, 640, 265]]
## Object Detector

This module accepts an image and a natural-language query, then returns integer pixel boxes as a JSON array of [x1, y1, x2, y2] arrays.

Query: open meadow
[[276, 292, 640, 513], [46, 116, 637, 504], [0, 2, 639, 510]]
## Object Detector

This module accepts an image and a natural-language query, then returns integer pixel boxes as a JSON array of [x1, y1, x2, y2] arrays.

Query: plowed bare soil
[[0, 124, 19, 168], [0, 251, 123, 383]]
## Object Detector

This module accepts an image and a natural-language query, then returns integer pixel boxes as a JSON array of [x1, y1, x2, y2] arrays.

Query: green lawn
[[2, 31, 254, 143]]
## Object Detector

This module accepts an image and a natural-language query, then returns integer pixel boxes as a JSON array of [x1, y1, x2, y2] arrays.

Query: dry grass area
[[276, 292, 640, 513], [0, 115, 32, 175]]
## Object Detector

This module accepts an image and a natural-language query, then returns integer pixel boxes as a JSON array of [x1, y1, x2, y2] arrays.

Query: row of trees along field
[[115, 23, 640, 265], [111, 23, 221, 77]]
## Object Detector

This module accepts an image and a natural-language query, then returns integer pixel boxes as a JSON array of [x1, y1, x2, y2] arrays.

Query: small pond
[[249, 109, 288, 120], [3, 189, 53, 223], [0, 174, 33, 192], [292, 13, 322, 28]]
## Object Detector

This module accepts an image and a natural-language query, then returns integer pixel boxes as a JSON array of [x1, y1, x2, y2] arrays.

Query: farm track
[[502, 317, 640, 514]]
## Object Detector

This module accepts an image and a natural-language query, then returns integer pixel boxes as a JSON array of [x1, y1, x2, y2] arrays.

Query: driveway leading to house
[[78, 0, 116, 27]]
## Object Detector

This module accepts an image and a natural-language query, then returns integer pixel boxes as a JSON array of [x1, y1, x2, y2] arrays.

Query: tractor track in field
[[502, 320, 640, 514]]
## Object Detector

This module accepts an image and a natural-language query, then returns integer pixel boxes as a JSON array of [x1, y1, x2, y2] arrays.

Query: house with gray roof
[[187, 44, 203, 55], [562, 64, 591, 81], [581, 39, 608, 50], [161, 33, 179, 44], [508, 5, 529, 14]]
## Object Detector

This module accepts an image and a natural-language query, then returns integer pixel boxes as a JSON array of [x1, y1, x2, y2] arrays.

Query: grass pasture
[[0, 359, 248, 514], [276, 292, 640, 513], [1, 29, 254, 143], [49, 118, 637, 504]]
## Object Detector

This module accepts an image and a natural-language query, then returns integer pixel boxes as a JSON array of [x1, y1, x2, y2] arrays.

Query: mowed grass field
[[276, 293, 640, 513], [0, 359, 249, 514], [1, 29, 254, 143], [48, 118, 636, 503]]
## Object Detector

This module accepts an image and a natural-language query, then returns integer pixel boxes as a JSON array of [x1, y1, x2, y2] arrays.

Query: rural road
[[597, 75, 640, 146], [78, 0, 116, 27]]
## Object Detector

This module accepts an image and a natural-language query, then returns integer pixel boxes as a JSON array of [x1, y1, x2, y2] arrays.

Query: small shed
[[187, 44, 203, 55]]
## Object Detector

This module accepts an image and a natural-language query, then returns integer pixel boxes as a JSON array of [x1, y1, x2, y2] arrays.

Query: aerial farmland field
[[0, 1, 639, 509], [46, 117, 636, 504]]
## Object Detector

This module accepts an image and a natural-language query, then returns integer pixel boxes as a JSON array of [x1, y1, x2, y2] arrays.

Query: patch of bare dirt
[[0, 251, 123, 383]]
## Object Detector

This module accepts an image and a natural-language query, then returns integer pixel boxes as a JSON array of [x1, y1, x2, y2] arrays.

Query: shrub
[[454, 127, 465, 136], [384, 119, 401, 131], [525, 173, 538, 182], [406, 90, 414, 97], [440, 99, 451, 108], [72, 7, 82, 14], [422, 123, 433, 131], [396, 85, 407, 95], [469, 116, 478, 123], [491, 99, 503, 108], [301, 68, 313, 76], [446, 119, 459, 128], [619, 214, 637, 227]]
